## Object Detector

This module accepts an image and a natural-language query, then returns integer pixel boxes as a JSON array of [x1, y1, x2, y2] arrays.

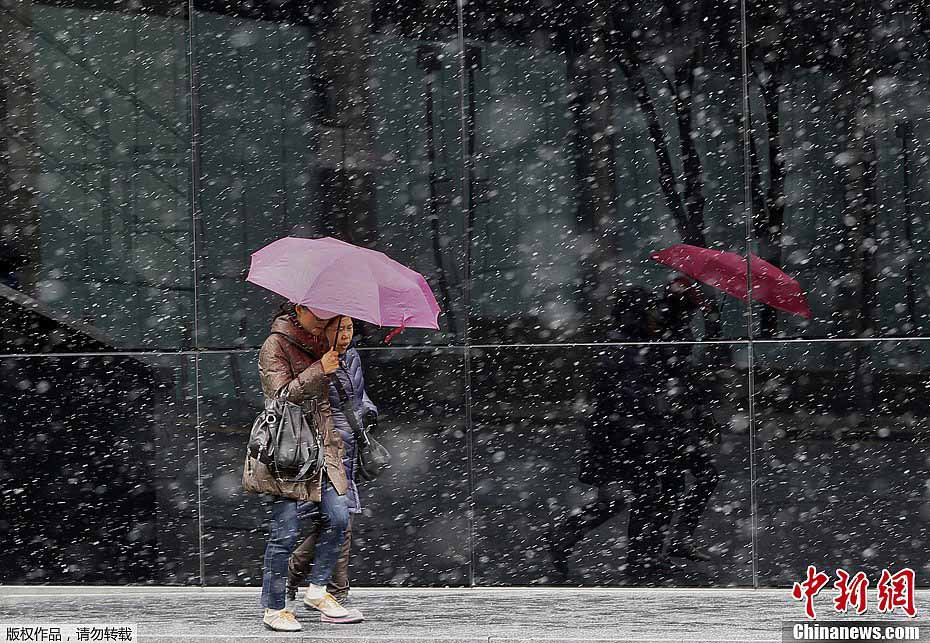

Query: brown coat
[[242, 315, 348, 502]]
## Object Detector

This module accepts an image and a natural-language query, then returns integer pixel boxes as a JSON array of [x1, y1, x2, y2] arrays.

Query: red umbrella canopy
[[651, 244, 812, 319]]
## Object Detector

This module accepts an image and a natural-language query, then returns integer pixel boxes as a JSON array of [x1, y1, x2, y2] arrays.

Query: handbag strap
[[330, 372, 368, 444]]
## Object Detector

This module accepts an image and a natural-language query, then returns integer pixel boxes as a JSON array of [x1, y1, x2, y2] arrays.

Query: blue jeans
[[260, 480, 349, 610]]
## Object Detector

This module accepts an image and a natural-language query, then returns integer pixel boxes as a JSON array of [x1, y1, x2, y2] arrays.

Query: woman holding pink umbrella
[[243, 236, 441, 631], [243, 303, 352, 631]]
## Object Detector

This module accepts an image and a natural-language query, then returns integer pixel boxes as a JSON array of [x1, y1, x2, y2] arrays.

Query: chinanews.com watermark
[[784, 621, 924, 641], [784, 566, 926, 642]]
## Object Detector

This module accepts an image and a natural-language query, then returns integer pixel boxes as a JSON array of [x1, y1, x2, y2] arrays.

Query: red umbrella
[[651, 244, 812, 319]]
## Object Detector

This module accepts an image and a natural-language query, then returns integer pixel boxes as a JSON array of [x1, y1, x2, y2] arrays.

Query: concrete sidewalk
[[0, 587, 924, 642]]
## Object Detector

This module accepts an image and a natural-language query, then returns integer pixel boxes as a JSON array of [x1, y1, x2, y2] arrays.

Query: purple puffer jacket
[[328, 346, 378, 514]]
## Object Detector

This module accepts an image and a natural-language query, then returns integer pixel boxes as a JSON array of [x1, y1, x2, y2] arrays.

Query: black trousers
[[659, 444, 719, 542], [287, 515, 353, 602]]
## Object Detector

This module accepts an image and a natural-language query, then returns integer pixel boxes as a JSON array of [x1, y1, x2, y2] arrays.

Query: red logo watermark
[[791, 566, 916, 619]]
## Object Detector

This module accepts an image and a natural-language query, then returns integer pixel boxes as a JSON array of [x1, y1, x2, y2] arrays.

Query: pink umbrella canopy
[[651, 244, 812, 319], [246, 236, 441, 330]]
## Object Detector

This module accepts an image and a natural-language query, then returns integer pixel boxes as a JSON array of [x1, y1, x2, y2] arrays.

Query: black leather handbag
[[331, 374, 391, 482], [248, 391, 324, 482], [247, 332, 325, 483]]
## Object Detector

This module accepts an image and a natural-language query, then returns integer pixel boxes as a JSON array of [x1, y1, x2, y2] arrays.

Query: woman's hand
[[320, 349, 340, 375]]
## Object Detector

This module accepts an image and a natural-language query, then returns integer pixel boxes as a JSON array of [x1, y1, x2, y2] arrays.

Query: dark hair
[[274, 301, 297, 321], [611, 286, 656, 341]]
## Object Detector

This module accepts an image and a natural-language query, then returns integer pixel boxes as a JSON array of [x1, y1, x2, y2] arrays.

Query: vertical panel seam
[[186, 0, 206, 588], [455, 0, 477, 589], [739, 0, 760, 589]]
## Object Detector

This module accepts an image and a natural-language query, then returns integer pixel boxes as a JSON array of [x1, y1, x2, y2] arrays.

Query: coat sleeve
[[258, 336, 328, 404]]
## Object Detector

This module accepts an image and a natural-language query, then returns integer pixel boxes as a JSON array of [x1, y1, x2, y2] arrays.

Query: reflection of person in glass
[[287, 315, 376, 623], [654, 277, 720, 563], [243, 303, 350, 632], [550, 287, 673, 584], [549, 281, 719, 584]]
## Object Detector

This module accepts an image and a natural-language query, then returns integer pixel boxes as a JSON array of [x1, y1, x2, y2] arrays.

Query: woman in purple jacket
[[286, 315, 377, 623]]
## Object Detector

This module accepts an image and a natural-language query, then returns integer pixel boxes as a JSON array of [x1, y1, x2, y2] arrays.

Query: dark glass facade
[[1, 0, 928, 586]]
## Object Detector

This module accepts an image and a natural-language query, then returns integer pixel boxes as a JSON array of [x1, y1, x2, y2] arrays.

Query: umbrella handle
[[325, 315, 344, 357], [328, 316, 345, 386]]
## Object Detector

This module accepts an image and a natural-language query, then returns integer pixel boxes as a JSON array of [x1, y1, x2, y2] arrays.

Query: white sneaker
[[320, 606, 364, 624], [263, 608, 302, 632], [304, 592, 350, 618]]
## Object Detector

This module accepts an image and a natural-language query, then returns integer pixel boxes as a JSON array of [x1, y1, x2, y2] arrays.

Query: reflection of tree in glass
[[417, 44, 459, 338], [606, 0, 730, 338], [747, 0, 930, 410], [748, 0, 930, 338]]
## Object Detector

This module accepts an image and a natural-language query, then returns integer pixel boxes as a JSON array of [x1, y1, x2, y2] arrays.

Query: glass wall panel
[[472, 343, 752, 585], [192, 0, 465, 349], [6, 0, 928, 592], [0, 2, 193, 352], [747, 0, 930, 339], [754, 340, 930, 585], [0, 354, 200, 584], [198, 347, 470, 586], [464, 0, 749, 344]]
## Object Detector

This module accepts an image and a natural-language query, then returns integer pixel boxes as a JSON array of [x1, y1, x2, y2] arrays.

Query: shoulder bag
[[246, 333, 325, 482], [331, 369, 392, 482]]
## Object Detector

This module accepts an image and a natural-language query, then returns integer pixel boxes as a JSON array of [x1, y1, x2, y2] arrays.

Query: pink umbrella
[[246, 236, 441, 332], [651, 244, 812, 319]]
